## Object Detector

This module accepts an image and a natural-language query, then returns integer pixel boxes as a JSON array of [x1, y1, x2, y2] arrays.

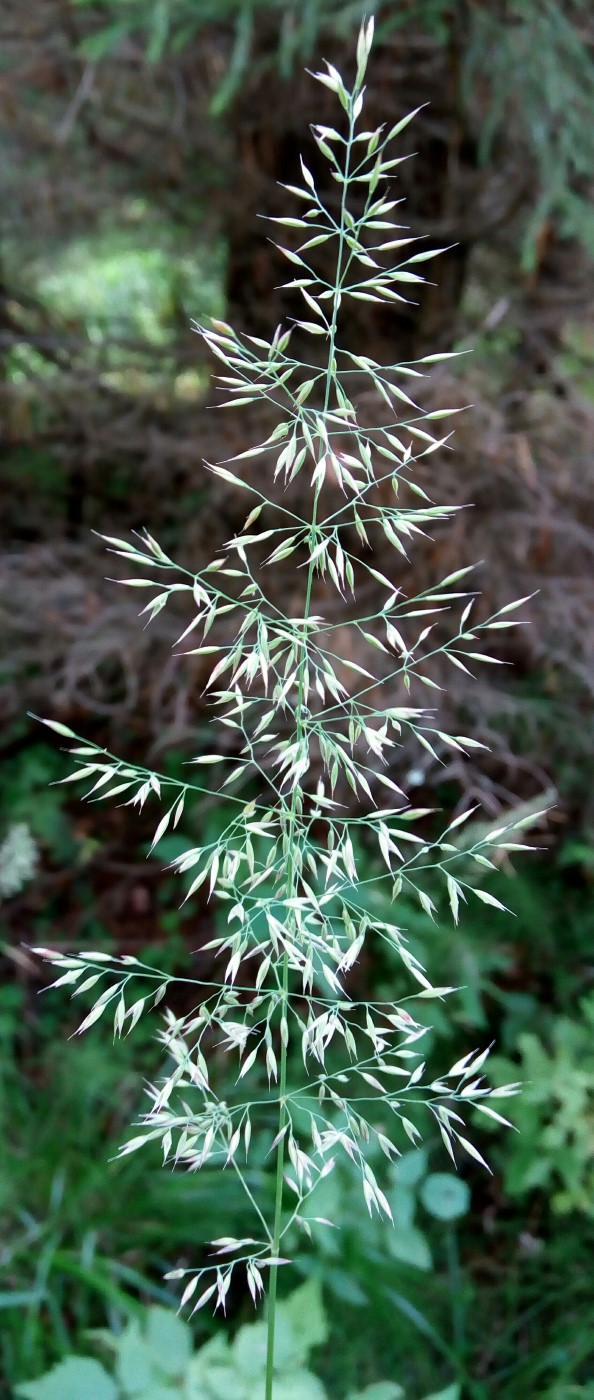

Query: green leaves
[[20, 1295, 336, 1400]]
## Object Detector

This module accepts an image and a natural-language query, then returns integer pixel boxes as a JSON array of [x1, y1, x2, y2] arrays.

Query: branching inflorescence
[[32, 21, 533, 1398]]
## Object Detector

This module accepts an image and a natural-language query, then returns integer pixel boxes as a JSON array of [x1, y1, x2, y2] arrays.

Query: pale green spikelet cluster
[[31, 20, 533, 1388]]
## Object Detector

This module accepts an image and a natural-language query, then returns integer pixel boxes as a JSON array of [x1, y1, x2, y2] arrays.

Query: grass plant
[[31, 21, 534, 1398]]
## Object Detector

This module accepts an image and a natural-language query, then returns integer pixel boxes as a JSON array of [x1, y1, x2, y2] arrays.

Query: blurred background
[[1, 3, 594, 1397]]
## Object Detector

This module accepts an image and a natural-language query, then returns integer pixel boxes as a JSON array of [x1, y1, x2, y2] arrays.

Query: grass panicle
[[32, 20, 531, 1397]]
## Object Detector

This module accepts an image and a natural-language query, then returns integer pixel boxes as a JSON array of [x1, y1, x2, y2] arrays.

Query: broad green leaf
[[389, 1147, 428, 1187], [387, 1184, 416, 1231], [114, 1319, 156, 1393], [279, 1278, 329, 1355], [202, 1364, 249, 1400], [323, 1267, 367, 1306], [233, 1321, 269, 1377], [388, 1224, 432, 1271], [145, 1306, 192, 1377], [16, 1358, 117, 1400], [420, 1173, 471, 1221]]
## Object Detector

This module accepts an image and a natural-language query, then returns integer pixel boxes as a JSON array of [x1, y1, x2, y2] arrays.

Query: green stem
[[264, 952, 289, 1400], [263, 104, 355, 1400]]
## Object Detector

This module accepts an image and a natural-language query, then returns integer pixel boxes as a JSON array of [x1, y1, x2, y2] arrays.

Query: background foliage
[[1, 2, 594, 1397]]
